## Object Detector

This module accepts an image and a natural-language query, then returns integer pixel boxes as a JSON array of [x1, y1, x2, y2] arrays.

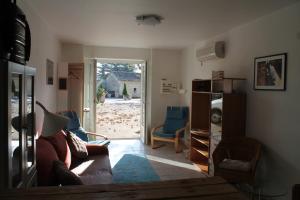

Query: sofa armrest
[[86, 144, 109, 156], [85, 131, 108, 140]]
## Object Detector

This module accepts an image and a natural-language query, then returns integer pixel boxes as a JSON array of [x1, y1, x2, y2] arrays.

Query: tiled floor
[[108, 139, 208, 181]]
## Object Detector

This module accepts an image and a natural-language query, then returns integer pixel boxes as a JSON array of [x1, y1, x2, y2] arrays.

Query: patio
[[96, 98, 141, 139]]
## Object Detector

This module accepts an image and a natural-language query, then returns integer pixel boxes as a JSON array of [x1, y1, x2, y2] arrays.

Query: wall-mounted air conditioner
[[196, 41, 225, 62]]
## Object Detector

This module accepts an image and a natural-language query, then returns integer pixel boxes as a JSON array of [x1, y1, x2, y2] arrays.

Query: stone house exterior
[[106, 71, 141, 98]]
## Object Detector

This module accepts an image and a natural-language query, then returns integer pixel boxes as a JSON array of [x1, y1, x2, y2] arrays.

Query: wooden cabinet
[[190, 79, 246, 174], [0, 60, 37, 189]]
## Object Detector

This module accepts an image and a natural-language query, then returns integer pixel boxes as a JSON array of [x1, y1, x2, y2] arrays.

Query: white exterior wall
[[118, 81, 141, 98]]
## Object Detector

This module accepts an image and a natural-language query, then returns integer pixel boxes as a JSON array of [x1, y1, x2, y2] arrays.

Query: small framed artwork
[[254, 53, 287, 90], [59, 78, 67, 90], [46, 59, 54, 85]]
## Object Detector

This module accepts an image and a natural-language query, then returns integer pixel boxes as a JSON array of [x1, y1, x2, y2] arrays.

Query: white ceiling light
[[136, 14, 163, 26]]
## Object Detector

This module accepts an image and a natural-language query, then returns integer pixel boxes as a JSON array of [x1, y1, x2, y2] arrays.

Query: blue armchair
[[151, 106, 189, 153], [59, 111, 110, 146]]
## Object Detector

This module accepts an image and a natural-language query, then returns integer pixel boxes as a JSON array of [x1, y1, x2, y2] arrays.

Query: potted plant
[[96, 84, 106, 103]]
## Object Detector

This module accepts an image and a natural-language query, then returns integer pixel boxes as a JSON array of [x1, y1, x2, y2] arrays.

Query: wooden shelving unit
[[192, 148, 209, 158], [193, 137, 209, 147], [190, 79, 246, 175], [190, 129, 210, 172]]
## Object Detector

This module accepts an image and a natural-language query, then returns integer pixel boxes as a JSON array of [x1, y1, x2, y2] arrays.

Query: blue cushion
[[153, 128, 176, 138], [61, 111, 81, 131], [163, 106, 188, 133], [166, 107, 182, 119], [166, 107, 189, 119], [163, 119, 186, 133], [71, 128, 88, 142]]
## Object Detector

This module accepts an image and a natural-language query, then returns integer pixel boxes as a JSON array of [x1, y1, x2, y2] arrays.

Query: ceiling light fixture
[[136, 14, 163, 26]]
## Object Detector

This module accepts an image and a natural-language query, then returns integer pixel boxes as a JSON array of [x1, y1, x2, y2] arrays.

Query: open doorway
[[68, 63, 84, 122], [95, 59, 146, 140]]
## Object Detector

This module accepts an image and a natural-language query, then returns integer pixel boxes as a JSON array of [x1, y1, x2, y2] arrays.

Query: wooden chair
[[58, 111, 110, 146], [212, 137, 261, 185], [151, 107, 189, 153]]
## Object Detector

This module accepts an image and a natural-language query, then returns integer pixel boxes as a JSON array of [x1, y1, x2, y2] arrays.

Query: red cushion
[[46, 130, 72, 169], [53, 160, 83, 185], [86, 144, 109, 156], [36, 137, 59, 186]]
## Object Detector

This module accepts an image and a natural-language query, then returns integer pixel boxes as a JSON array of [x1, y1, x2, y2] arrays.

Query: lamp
[[36, 101, 69, 137]]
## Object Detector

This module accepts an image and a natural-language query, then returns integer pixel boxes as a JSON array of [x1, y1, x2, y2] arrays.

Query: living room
[[0, 0, 299, 199]]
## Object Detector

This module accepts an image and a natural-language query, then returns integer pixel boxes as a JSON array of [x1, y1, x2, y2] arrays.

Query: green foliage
[[122, 83, 128, 97], [96, 84, 106, 103], [97, 62, 139, 80]]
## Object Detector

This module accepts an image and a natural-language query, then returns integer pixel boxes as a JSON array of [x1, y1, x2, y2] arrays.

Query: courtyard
[[96, 98, 141, 139]]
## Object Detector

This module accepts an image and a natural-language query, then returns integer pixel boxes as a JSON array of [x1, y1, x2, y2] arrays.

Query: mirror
[[211, 93, 222, 135]]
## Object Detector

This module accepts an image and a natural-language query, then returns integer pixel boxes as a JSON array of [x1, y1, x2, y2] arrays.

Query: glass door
[[24, 67, 36, 176], [9, 71, 23, 188]]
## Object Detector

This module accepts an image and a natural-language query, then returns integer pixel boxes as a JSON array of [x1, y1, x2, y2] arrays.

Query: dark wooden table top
[[0, 176, 247, 200]]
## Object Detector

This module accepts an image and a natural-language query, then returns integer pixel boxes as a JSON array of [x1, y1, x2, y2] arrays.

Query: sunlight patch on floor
[[142, 154, 202, 172], [110, 154, 127, 168]]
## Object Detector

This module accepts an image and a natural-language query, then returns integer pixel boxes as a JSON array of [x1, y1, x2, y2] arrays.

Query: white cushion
[[219, 159, 251, 172]]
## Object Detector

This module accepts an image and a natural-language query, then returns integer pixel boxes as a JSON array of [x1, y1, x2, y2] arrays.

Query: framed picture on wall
[[254, 53, 287, 90], [46, 59, 54, 85]]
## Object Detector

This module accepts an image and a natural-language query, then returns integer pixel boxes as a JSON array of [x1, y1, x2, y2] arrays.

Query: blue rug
[[112, 154, 160, 183]]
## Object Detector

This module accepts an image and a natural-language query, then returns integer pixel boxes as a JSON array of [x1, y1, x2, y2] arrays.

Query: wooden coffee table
[[0, 176, 248, 200]]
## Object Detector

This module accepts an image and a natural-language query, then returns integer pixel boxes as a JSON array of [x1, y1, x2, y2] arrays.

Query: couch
[[36, 130, 112, 186]]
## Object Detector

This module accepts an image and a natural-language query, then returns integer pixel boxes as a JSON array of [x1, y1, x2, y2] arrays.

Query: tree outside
[[122, 83, 129, 99]]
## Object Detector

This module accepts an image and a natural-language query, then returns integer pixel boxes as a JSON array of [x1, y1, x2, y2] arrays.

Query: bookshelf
[[190, 79, 246, 174]]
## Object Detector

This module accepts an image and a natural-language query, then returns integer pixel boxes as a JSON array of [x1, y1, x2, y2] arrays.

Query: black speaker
[[0, 0, 31, 65]]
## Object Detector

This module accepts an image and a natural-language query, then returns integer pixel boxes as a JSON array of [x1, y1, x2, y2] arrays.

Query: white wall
[[18, 1, 61, 134], [151, 49, 182, 127], [83, 45, 150, 61], [180, 2, 300, 198], [57, 62, 68, 111], [61, 43, 84, 63]]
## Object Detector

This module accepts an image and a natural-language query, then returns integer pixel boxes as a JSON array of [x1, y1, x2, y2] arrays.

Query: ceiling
[[27, 0, 299, 49]]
